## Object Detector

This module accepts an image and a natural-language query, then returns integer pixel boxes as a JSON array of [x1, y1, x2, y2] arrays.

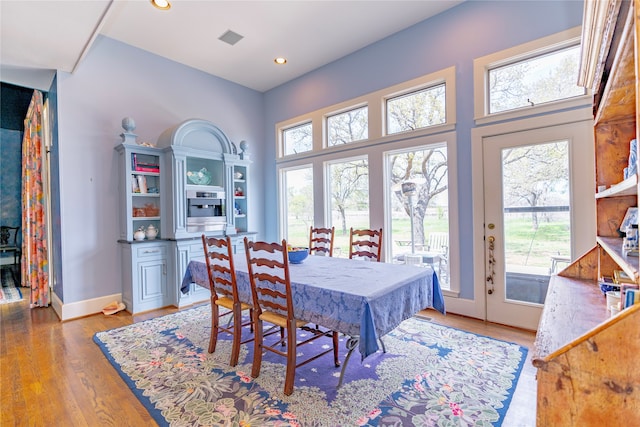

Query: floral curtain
[[22, 90, 49, 307]]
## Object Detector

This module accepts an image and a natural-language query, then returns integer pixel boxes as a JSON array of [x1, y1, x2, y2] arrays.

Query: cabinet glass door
[[186, 157, 223, 188]]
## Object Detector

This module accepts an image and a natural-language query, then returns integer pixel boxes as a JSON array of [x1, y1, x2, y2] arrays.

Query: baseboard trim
[[442, 296, 485, 321], [55, 292, 123, 321]]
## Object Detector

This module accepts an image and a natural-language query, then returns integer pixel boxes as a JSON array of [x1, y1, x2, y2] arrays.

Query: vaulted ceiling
[[0, 0, 463, 92]]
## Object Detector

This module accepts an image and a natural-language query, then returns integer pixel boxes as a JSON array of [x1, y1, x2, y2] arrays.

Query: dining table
[[181, 253, 445, 384]]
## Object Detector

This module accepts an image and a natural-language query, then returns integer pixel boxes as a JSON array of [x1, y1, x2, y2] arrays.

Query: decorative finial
[[122, 117, 136, 132], [239, 140, 250, 160], [120, 117, 138, 144]]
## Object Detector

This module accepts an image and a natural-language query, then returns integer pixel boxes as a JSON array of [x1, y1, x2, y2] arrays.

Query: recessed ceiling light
[[151, 0, 171, 10], [274, 57, 287, 65]]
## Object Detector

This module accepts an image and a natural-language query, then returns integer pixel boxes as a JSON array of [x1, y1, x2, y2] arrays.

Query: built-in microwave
[[185, 186, 226, 233]]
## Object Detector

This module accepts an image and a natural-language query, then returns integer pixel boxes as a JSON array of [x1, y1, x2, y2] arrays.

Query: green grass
[[286, 211, 570, 269]]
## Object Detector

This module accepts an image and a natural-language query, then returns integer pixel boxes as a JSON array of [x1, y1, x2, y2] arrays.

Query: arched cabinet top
[[157, 119, 232, 154]]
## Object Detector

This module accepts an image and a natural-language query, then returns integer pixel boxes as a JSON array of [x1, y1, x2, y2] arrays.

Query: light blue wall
[[0, 128, 22, 230], [262, 1, 584, 299], [45, 1, 584, 304], [56, 35, 264, 303]]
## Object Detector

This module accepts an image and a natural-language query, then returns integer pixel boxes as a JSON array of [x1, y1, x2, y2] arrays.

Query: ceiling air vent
[[218, 30, 244, 46]]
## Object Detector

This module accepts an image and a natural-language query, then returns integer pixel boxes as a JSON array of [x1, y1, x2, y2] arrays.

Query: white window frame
[[280, 121, 313, 158], [383, 132, 459, 296], [473, 26, 591, 125], [325, 103, 369, 148], [275, 66, 459, 294], [278, 163, 314, 241], [276, 66, 456, 160], [384, 81, 448, 136]]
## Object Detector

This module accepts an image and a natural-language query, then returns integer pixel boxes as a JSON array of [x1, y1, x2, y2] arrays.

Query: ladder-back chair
[[309, 226, 335, 256], [202, 235, 253, 366], [244, 237, 340, 395], [349, 228, 383, 262]]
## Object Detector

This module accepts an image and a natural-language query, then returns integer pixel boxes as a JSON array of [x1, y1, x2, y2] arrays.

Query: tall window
[[281, 166, 313, 246], [387, 145, 450, 288], [386, 84, 446, 135], [489, 45, 584, 114], [327, 157, 369, 257], [327, 106, 368, 146], [282, 122, 312, 156]]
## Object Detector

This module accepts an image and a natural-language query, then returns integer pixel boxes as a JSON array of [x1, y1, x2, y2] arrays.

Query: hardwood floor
[[0, 296, 536, 426]]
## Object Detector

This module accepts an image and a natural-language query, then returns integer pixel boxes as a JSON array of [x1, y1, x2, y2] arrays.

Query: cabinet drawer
[[136, 244, 167, 259]]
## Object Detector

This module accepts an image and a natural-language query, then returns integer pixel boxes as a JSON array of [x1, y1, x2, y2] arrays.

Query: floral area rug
[[93, 304, 527, 426], [0, 268, 23, 304]]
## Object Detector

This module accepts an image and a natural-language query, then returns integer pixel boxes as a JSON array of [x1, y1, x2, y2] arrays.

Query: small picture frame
[[614, 269, 634, 284], [621, 207, 638, 230]]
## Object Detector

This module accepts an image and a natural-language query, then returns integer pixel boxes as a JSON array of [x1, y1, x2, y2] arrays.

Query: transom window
[[327, 106, 368, 146], [386, 84, 446, 135], [282, 122, 312, 156], [474, 27, 590, 124], [488, 45, 584, 114]]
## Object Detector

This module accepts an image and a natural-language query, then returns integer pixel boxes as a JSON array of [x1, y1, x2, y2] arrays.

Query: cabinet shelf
[[131, 171, 160, 177], [595, 174, 638, 198], [596, 235, 639, 282], [133, 216, 161, 221], [132, 193, 160, 197], [234, 195, 246, 199]]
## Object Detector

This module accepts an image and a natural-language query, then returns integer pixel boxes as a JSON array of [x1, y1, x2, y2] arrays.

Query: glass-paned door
[[483, 121, 594, 329], [327, 157, 369, 257], [281, 166, 313, 247], [386, 145, 449, 288]]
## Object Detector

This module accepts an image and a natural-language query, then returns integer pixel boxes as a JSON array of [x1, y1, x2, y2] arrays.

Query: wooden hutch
[[532, 1, 640, 425]]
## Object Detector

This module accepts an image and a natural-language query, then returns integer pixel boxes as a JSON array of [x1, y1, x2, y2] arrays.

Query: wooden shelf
[[532, 275, 609, 367], [533, 2, 640, 424], [596, 235, 639, 281], [595, 174, 638, 198]]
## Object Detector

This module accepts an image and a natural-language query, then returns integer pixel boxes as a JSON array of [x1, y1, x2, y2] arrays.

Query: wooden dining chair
[[349, 228, 383, 262], [309, 226, 335, 256], [244, 237, 340, 395], [202, 235, 253, 366]]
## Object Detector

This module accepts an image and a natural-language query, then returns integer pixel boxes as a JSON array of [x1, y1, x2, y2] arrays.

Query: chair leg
[[208, 300, 219, 354], [332, 331, 340, 367], [251, 315, 263, 379], [229, 303, 242, 367], [284, 321, 297, 396]]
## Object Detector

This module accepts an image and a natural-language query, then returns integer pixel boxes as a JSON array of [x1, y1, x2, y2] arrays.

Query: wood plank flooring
[[0, 295, 536, 426]]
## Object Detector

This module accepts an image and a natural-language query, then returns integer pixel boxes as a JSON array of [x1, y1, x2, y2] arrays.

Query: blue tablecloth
[[181, 254, 445, 359]]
